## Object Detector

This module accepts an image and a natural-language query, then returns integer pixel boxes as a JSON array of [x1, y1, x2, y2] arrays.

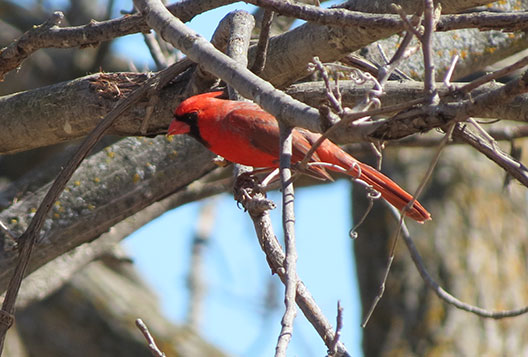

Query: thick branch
[[13, 170, 228, 310], [5, 77, 528, 154], [0, 136, 216, 295], [246, 0, 528, 33], [0, 0, 236, 79], [0, 71, 191, 154], [133, 0, 341, 135]]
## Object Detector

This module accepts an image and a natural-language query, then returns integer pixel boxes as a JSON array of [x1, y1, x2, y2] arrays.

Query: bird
[[168, 91, 431, 223]]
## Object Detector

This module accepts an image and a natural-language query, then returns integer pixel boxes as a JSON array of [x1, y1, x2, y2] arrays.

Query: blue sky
[[108, 1, 364, 356]]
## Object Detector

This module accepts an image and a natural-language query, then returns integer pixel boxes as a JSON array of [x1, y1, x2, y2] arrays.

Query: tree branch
[[0, 0, 236, 79], [133, 0, 342, 136], [244, 0, 528, 33], [391, 205, 528, 319], [232, 176, 349, 356], [0, 59, 204, 351], [275, 123, 297, 356]]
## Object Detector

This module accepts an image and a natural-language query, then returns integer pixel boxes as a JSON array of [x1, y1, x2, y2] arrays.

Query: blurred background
[[2, 0, 528, 356]]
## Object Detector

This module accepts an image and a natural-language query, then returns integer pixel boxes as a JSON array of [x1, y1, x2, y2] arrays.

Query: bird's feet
[[233, 172, 276, 215]]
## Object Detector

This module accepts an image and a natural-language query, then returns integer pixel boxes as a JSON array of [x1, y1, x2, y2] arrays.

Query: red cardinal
[[168, 91, 431, 223]]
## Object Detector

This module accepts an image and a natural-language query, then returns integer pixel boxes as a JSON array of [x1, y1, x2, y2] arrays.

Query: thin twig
[[443, 54, 459, 88], [421, 0, 438, 104], [458, 54, 528, 94], [392, 4, 423, 39], [275, 123, 298, 357], [0, 11, 64, 80], [328, 301, 344, 356], [362, 123, 454, 327], [453, 125, 528, 188], [390, 207, 528, 319], [135, 319, 166, 357], [310, 57, 343, 113], [233, 180, 348, 355], [379, 28, 417, 83]]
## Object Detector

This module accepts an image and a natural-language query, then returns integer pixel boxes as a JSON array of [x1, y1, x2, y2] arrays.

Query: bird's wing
[[225, 107, 333, 180]]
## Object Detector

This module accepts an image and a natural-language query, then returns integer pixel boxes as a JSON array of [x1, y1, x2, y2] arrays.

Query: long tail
[[345, 160, 431, 223], [304, 133, 431, 223]]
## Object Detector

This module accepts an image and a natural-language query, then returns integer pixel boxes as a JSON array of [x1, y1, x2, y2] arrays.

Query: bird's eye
[[181, 111, 198, 123]]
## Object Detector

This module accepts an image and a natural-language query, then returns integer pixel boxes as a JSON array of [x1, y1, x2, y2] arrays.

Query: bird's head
[[168, 91, 225, 136]]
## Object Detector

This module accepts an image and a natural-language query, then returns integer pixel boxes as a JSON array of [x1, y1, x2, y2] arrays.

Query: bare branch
[[0, 0, 236, 79], [232, 176, 349, 356], [363, 122, 454, 326], [135, 319, 167, 357], [0, 11, 64, 80], [366, 68, 528, 143], [421, 0, 439, 103], [143, 32, 169, 70], [0, 69, 194, 154], [275, 123, 297, 356], [453, 125, 528, 187], [133, 0, 345, 138], [328, 301, 344, 356], [458, 54, 528, 94], [244, 0, 528, 33], [391, 206, 528, 319], [0, 59, 188, 351]]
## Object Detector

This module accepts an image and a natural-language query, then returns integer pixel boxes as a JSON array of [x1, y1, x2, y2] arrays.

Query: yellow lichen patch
[[54, 201, 61, 207], [74, 180, 81, 187], [449, 49, 458, 57], [133, 173, 141, 184], [485, 47, 497, 54], [87, 204, 96, 210], [460, 50, 468, 59], [93, 177, 101, 183], [30, 208, 37, 213], [106, 150, 115, 158], [451, 33, 459, 41], [10, 218, 17, 224], [166, 135, 174, 142], [169, 150, 179, 159], [507, 33, 516, 39], [53, 213, 60, 219]]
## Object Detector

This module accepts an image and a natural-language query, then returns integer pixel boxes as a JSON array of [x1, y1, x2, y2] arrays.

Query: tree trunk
[[354, 144, 528, 356]]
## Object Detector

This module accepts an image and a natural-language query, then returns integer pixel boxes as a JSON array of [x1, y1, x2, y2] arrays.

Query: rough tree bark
[[1, 0, 528, 355], [352, 1, 528, 355]]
